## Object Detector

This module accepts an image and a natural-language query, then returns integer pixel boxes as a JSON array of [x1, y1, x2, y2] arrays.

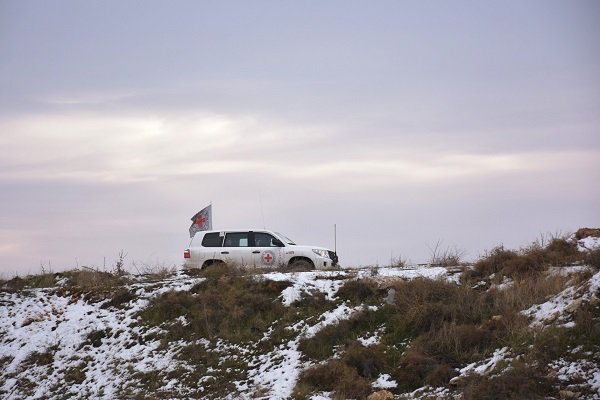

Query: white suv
[[183, 229, 338, 270]]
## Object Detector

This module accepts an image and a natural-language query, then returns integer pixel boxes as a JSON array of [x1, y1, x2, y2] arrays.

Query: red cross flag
[[189, 205, 212, 238]]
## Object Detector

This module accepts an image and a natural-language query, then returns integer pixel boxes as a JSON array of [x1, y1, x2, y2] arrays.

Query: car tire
[[288, 259, 314, 271], [202, 259, 225, 269]]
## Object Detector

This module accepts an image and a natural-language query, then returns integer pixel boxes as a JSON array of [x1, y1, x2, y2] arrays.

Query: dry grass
[[294, 359, 372, 400], [0, 272, 57, 292], [132, 261, 177, 281], [468, 238, 585, 281], [140, 265, 292, 343], [297, 245, 593, 398], [575, 227, 600, 239]]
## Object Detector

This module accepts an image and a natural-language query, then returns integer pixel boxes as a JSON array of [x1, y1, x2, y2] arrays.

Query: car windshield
[[275, 232, 296, 245]]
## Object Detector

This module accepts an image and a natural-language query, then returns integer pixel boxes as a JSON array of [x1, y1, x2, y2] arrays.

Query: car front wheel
[[288, 259, 314, 271]]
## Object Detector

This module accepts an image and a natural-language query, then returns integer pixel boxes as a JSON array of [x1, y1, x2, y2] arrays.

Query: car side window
[[224, 232, 249, 247], [201, 232, 223, 247], [254, 232, 281, 247]]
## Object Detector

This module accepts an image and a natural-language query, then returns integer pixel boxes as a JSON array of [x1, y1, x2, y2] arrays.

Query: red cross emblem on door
[[262, 251, 274, 264]]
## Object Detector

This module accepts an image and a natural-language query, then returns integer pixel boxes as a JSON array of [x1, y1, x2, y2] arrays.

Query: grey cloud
[[0, 1, 599, 274]]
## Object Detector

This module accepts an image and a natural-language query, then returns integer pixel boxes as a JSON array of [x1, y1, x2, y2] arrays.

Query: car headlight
[[312, 249, 330, 258]]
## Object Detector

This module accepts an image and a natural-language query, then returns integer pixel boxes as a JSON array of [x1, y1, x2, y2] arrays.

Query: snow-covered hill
[[1, 231, 599, 399]]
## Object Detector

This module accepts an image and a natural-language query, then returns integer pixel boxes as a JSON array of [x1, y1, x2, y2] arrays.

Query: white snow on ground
[[1, 265, 465, 400], [521, 284, 579, 327], [262, 266, 459, 307], [403, 386, 451, 399], [0, 270, 203, 399], [303, 304, 370, 339], [309, 393, 333, 400], [373, 373, 397, 389], [4, 263, 600, 399], [247, 303, 370, 399], [577, 236, 600, 251], [358, 326, 385, 347], [489, 276, 514, 291], [261, 270, 351, 305], [521, 270, 600, 327], [550, 358, 600, 400], [548, 265, 593, 276], [356, 266, 450, 280], [459, 347, 511, 376]]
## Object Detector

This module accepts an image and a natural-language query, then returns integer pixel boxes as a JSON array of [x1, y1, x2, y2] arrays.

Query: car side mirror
[[272, 238, 284, 247]]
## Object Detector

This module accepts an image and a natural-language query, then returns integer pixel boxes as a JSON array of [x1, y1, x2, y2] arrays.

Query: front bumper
[[328, 251, 339, 266]]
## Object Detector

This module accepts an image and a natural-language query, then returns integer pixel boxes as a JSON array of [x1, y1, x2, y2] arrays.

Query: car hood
[[288, 244, 334, 252]]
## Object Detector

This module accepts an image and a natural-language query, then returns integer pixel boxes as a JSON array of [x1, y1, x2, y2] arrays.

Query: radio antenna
[[334, 223, 337, 253], [258, 190, 266, 229]]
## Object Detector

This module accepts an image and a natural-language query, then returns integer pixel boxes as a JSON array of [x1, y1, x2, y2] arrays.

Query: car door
[[251, 231, 284, 267], [222, 231, 252, 266]]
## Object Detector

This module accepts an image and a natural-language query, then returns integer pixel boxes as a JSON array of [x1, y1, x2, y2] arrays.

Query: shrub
[[393, 350, 439, 392], [291, 291, 334, 320], [0, 273, 57, 292], [140, 275, 291, 343], [414, 322, 496, 365], [85, 329, 112, 348], [488, 274, 570, 315], [424, 363, 457, 386], [385, 278, 489, 336], [294, 359, 372, 399], [584, 249, 600, 269], [462, 361, 556, 399], [341, 342, 385, 379], [298, 309, 385, 360], [574, 227, 600, 240], [469, 238, 587, 281], [101, 288, 136, 309], [133, 262, 177, 281], [501, 252, 545, 277], [0, 276, 26, 292], [63, 362, 87, 384], [470, 247, 520, 279], [59, 269, 129, 302], [336, 279, 381, 305], [24, 349, 54, 366]]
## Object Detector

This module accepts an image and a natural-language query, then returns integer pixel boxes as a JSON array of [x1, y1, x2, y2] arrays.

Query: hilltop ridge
[[1, 229, 599, 399]]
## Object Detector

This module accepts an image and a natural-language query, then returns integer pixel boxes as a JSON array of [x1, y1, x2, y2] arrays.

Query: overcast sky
[[1, 1, 599, 275]]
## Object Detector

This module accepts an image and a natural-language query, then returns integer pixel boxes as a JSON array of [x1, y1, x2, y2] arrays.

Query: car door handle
[[221, 251, 229, 254], [252, 251, 260, 254]]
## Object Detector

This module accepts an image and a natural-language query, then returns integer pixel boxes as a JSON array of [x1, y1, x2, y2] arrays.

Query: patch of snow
[[548, 265, 592, 276], [589, 270, 600, 294], [373, 373, 397, 389], [521, 285, 577, 327], [459, 347, 511, 376], [550, 358, 600, 399], [358, 326, 385, 347], [303, 304, 363, 339], [247, 302, 368, 399], [404, 386, 451, 399], [577, 236, 600, 251], [489, 276, 514, 291], [309, 393, 333, 400], [0, 272, 203, 399], [356, 266, 450, 281], [521, 270, 600, 327], [261, 270, 350, 306]]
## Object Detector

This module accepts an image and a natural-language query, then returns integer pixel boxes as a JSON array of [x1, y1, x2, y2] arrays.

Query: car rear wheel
[[202, 259, 225, 269]]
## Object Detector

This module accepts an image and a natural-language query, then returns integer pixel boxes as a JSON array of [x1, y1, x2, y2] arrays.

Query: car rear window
[[202, 232, 223, 247]]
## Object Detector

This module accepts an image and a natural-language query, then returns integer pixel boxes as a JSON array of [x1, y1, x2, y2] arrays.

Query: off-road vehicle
[[183, 229, 338, 270]]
